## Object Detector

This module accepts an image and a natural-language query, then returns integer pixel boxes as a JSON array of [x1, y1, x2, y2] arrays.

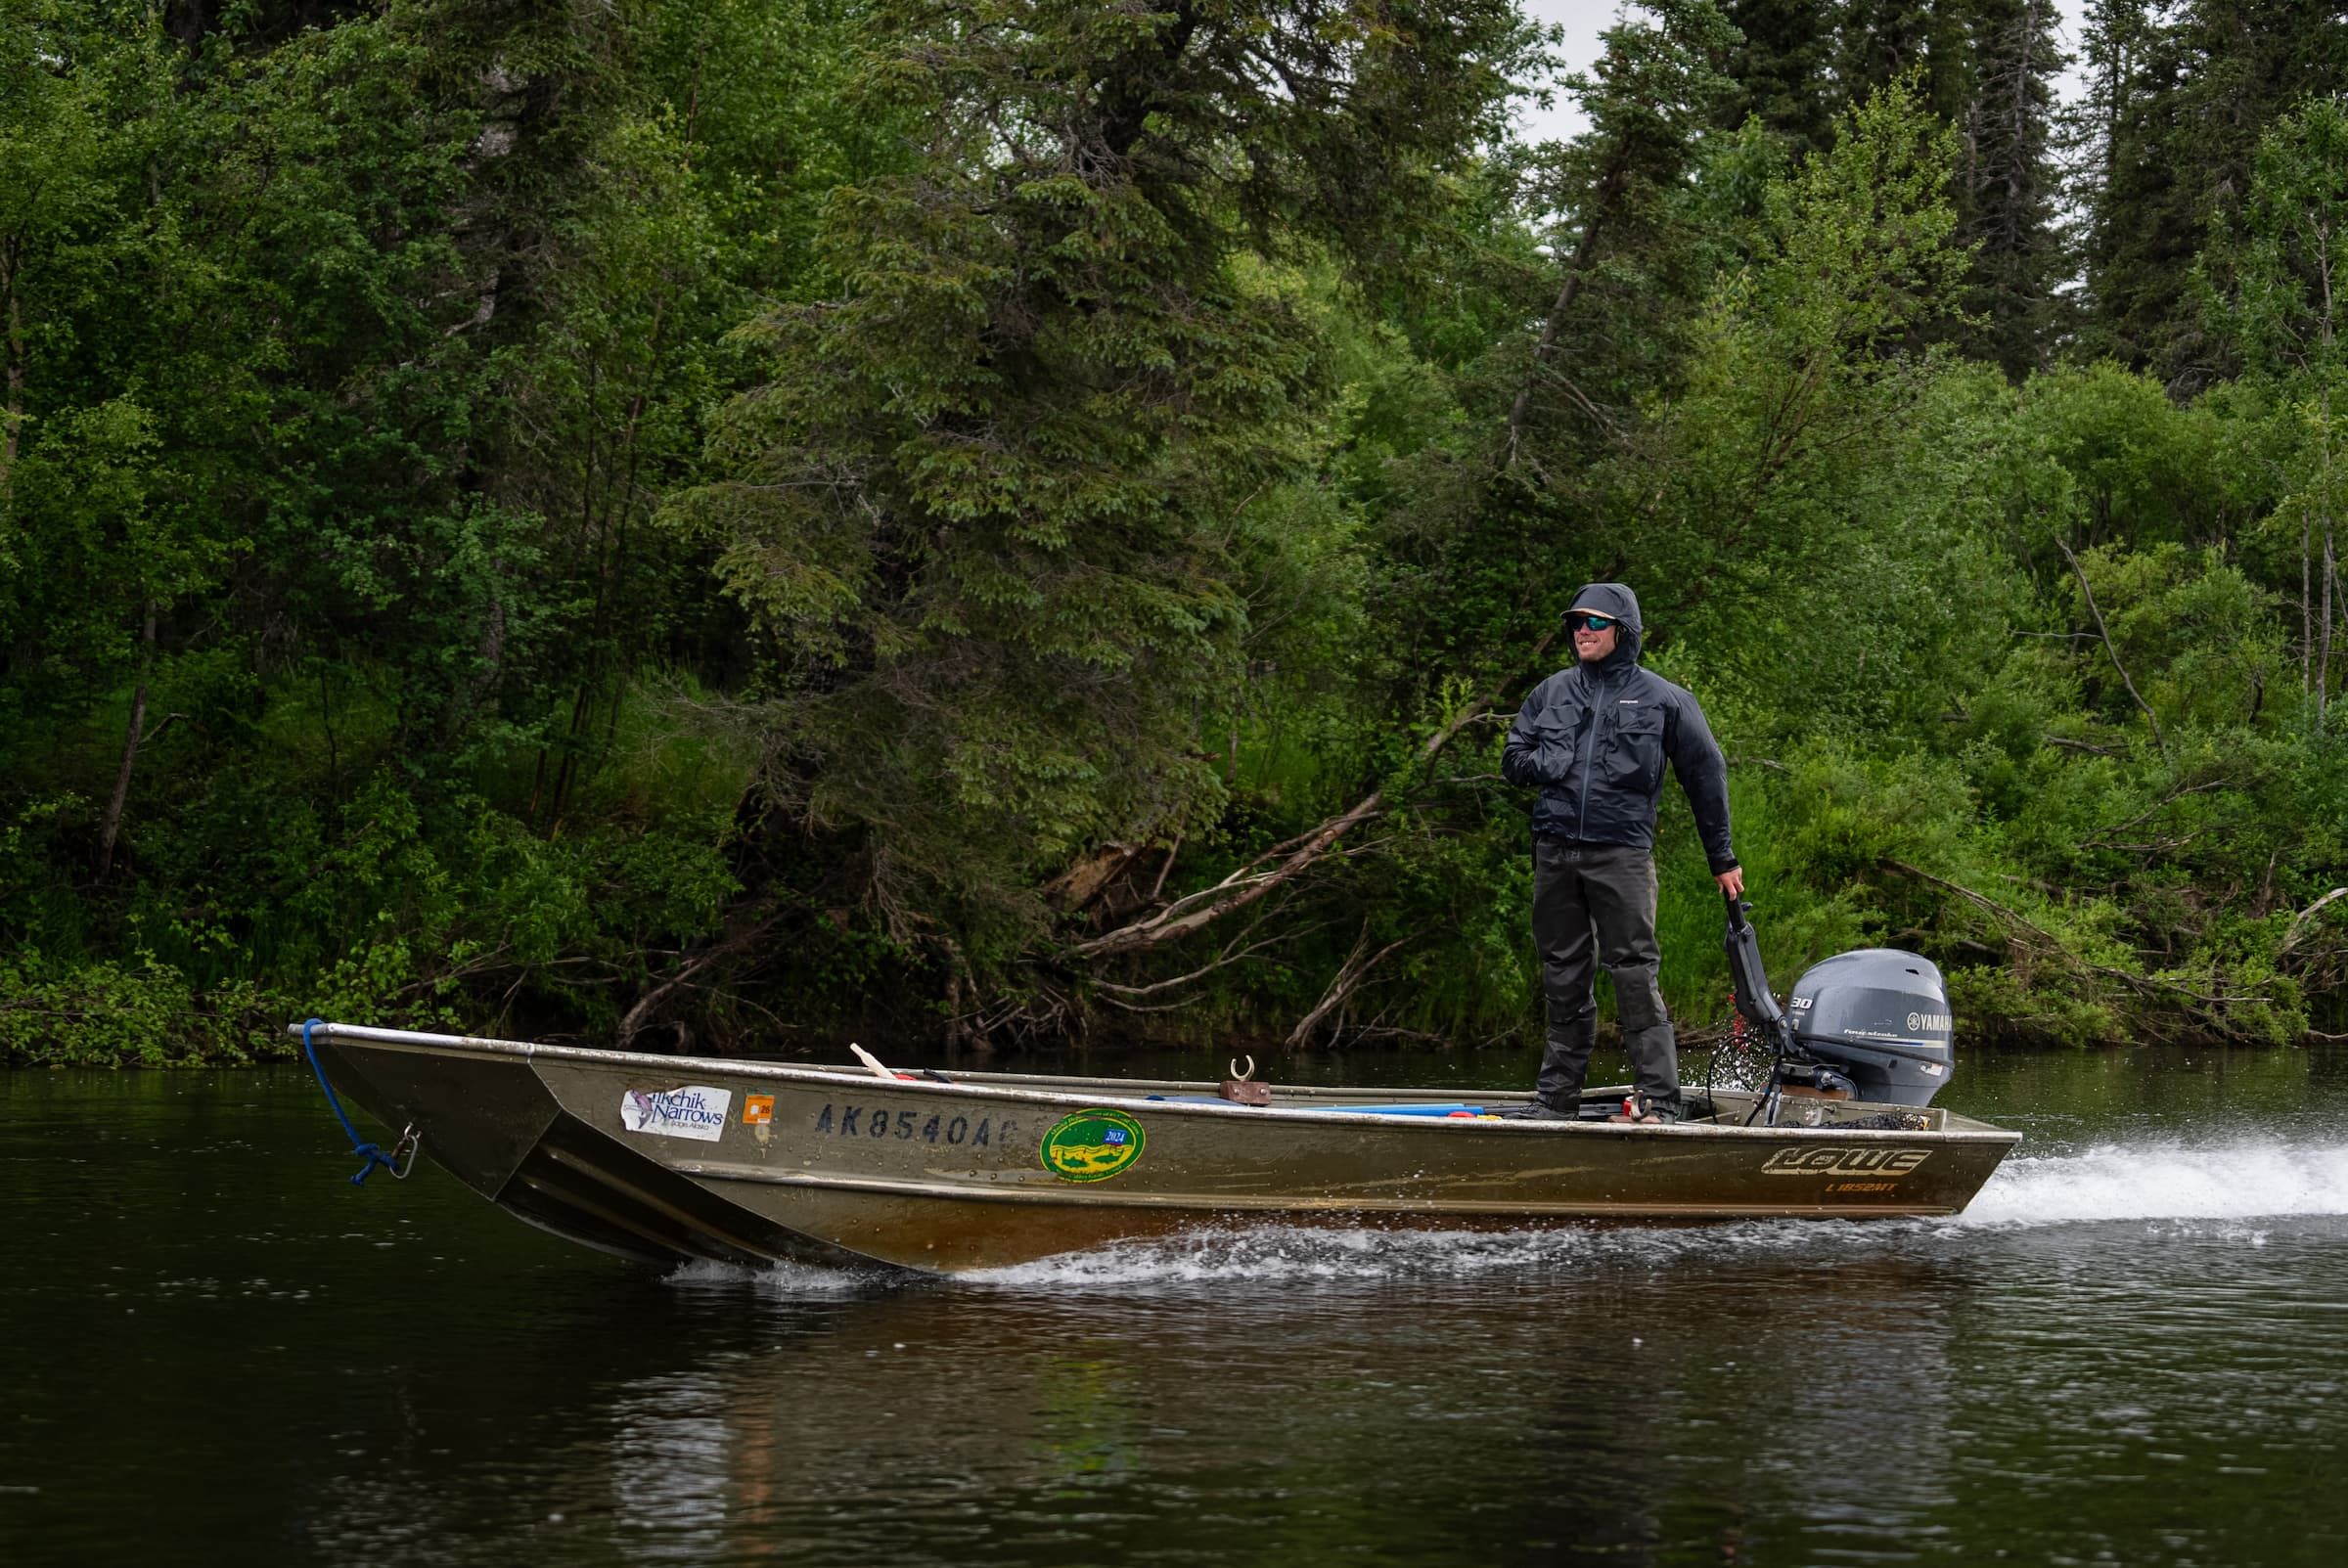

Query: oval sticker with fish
[[1040, 1108, 1147, 1183]]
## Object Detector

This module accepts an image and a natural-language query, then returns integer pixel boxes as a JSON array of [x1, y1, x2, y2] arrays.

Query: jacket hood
[[1567, 581, 1644, 668]]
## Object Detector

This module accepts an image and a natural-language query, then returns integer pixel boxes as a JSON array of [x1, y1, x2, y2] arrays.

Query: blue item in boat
[[1141, 1095, 1486, 1116]]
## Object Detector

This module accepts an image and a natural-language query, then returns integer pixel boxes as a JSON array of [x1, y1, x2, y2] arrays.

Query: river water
[[3, 1043, 2344, 1566]]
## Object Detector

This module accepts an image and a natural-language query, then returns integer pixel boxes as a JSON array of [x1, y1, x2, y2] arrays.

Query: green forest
[[9, 0, 2348, 1066]]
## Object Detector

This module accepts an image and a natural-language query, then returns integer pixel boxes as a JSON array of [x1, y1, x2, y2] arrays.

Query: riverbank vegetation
[[11, 0, 2348, 1065]]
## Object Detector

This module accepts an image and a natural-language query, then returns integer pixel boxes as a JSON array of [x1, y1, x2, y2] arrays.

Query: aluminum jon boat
[[288, 1019, 2022, 1276]]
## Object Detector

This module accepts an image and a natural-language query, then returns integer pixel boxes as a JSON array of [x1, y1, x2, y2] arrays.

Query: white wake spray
[[1954, 1138, 2348, 1227], [667, 1139, 2348, 1295], [666, 1257, 887, 1295]]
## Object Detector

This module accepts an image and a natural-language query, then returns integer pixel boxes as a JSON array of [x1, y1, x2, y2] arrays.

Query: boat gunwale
[[292, 1021, 2021, 1146]]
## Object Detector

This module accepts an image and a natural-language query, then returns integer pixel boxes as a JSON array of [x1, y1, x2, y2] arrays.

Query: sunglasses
[[1563, 613, 1618, 633]]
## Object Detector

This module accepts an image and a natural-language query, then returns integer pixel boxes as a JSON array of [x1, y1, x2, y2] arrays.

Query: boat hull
[[299, 1023, 2022, 1275]]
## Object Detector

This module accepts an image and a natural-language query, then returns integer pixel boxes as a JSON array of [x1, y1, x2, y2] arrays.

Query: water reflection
[[4, 1051, 2347, 1568], [278, 1235, 1994, 1567], [609, 1375, 732, 1564]]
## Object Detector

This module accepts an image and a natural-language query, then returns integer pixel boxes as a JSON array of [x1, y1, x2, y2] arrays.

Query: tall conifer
[[677, 1, 1533, 979], [2083, 1, 2348, 385], [1959, 0, 2066, 377], [1714, 0, 1837, 156], [1837, 0, 1968, 125]]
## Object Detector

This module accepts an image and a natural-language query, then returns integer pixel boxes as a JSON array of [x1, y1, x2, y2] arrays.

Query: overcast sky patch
[[1513, 0, 2093, 146]]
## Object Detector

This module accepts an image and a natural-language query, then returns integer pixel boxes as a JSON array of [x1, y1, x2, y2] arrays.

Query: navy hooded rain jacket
[[1500, 582, 1738, 874]]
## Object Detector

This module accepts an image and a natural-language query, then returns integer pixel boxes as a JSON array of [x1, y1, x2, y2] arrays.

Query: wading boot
[[1502, 1022, 1597, 1120]]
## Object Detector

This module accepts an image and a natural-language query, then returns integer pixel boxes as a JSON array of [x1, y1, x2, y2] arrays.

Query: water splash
[[1956, 1138, 2348, 1227], [961, 1218, 1860, 1290], [665, 1139, 2348, 1295], [963, 1226, 1525, 1288], [665, 1257, 894, 1297]]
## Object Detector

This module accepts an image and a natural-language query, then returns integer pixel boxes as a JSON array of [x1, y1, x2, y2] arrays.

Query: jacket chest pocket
[[1527, 704, 1587, 784], [1601, 704, 1665, 793]]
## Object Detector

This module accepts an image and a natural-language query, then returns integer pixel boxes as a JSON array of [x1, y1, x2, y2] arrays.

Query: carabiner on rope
[[386, 1123, 422, 1182]]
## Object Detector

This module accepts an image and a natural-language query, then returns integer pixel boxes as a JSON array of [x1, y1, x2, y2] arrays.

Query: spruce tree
[[1364, 0, 1740, 684], [2202, 98, 2348, 713], [2071, 0, 2148, 207], [1959, 0, 2067, 377], [675, 1, 1533, 983], [1506, 0, 1740, 470], [2083, 1, 2348, 386], [1715, 0, 1837, 157], [1836, 0, 1967, 126]]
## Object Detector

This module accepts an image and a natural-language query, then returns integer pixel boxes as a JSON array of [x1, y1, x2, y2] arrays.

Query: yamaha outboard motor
[[1723, 897, 1955, 1107]]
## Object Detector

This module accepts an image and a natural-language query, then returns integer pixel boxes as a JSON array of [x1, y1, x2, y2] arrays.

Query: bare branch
[[1878, 858, 2252, 1010], [139, 712, 189, 747], [1083, 639, 1554, 961], [1091, 930, 1295, 1000], [1505, 158, 1627, 468], [2282, 886, 2348, 954], [2056, 537, 2167, 757], [2078, 777, 2235, 847], [1284, 924, 1409, 1051], [618, 913, 783, 1046], [1147, 834, 1181, 903]]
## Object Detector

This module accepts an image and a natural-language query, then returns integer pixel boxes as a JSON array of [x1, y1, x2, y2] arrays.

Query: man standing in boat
[[1500, 583, 1740, 1123]]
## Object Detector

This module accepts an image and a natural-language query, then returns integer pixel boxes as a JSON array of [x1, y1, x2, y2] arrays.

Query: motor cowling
[[1786, 949, 1955, 1107]]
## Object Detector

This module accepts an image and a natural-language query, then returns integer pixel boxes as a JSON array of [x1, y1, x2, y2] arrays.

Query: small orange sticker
[[743, 1095, 775, 1125]]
